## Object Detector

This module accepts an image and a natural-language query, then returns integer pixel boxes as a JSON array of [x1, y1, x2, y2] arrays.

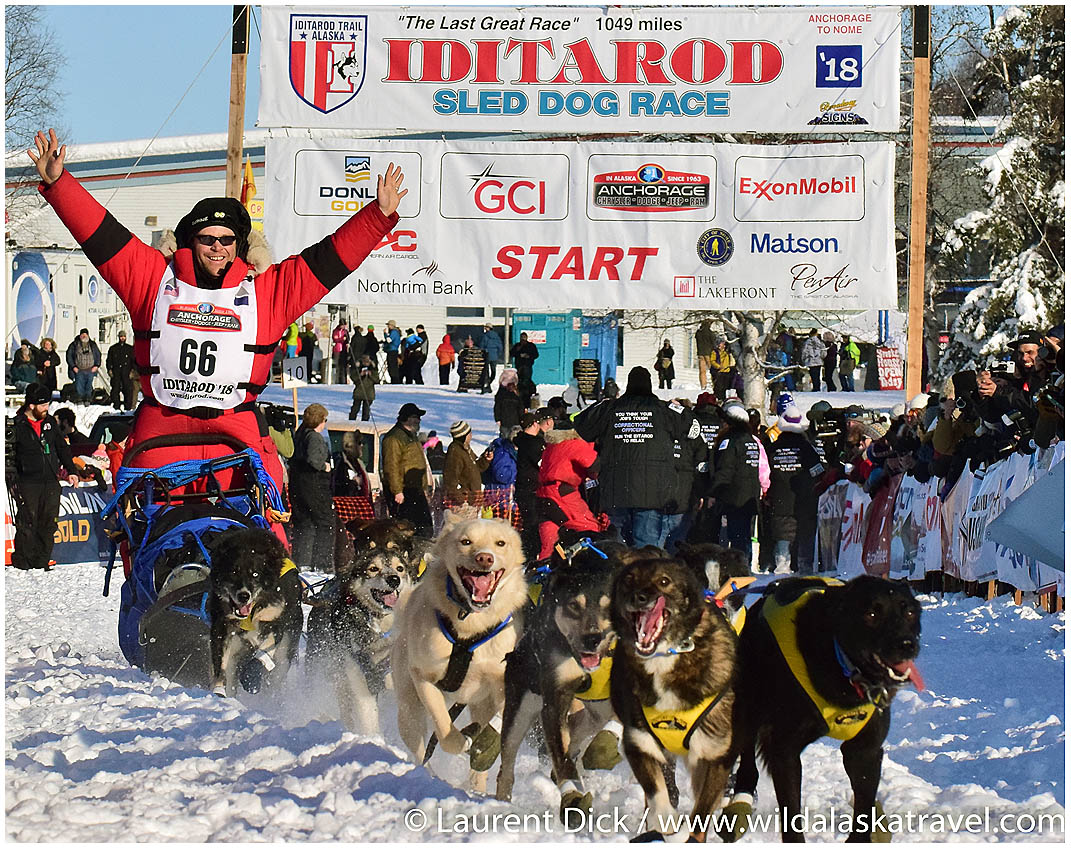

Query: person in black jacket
[[106, 330, 136, 410], [509, 332, 540, 385], [35, 338, 60, 392], [11, 383, 85, 570], [493, 371, 525, 437], [761, 405, 825, 574], [289, 403, 334, 571], [707, 399, 761, 559], [513, 408, 554, 559], [573, 366, 702, 548]]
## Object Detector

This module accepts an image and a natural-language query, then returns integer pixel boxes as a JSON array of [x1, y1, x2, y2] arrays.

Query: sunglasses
[[193, 234, 237, 247]]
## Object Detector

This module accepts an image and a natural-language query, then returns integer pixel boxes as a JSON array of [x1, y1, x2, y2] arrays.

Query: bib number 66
[[179, 338, 218, 377]]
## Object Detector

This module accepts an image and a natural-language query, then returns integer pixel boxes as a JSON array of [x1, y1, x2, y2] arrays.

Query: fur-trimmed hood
[[156, 226, 274, 274], [544, 426, 582, 445]]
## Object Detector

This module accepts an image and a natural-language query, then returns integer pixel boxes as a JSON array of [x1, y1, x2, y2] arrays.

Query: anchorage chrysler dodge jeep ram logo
[[593, 163, 711, 212]]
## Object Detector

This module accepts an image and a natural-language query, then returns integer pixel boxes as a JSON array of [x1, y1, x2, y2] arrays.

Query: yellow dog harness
[[642, 689, 727, 757], [575, 644, 614, 702], [760, 578, 876, 741]]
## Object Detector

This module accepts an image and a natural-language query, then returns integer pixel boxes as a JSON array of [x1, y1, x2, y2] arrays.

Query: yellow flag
[[240, 156, 256, 208]]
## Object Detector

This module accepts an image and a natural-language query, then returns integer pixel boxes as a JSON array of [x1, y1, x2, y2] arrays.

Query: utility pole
[[225, 5, 249, 199], [906, 5, 931, 398]]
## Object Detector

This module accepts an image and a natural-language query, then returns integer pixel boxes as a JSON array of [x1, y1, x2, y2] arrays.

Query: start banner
[[264, 137, 896, 310], [259, 5, 901, 133]]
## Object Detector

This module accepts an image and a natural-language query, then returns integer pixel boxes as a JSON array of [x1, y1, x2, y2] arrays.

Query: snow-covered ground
[[6, 383, 1065, 841]]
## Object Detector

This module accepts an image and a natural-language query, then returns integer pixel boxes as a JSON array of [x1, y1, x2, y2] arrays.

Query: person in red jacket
[[29, 129, 407, 506], [534, 427, 601, 559]]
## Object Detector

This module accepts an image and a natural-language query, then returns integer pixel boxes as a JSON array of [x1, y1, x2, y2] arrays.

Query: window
[[78, 275, 83, 296], [446, 307, 485, 318]]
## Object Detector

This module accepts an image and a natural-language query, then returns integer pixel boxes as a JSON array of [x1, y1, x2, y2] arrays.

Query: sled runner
[[100, 434, 289, 688]]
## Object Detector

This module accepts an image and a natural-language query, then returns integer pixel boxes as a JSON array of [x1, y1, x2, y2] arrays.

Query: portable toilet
[[511, 310, 582, 386]]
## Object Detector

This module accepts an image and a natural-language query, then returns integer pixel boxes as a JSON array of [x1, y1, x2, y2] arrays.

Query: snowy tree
[[937, 5, 1064, 377]]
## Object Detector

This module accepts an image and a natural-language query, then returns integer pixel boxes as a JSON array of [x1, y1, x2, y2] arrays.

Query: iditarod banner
[[861, 473, 900, 577], [259, 6, 901, 133], [817, 480, 847, 572], [264, 138, 897, 310], [888, 474, 941, 581], [837, 482, 870, 577]]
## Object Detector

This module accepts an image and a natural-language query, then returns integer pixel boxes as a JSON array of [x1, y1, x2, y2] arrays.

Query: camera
[[988, 360, 1017, 377]]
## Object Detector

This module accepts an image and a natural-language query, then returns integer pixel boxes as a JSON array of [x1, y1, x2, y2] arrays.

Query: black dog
[[208, 527, 304, 697], [726, 576, 923, 842], [306, 518, 424, 734], [611, 554, 740, 842], [496, 533, 629, 820]]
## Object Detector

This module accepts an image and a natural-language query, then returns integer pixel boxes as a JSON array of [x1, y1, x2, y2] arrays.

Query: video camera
[[258, 402, 295, 433]]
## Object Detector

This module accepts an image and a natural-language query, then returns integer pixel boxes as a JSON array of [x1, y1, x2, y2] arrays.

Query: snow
[[6, 385, 1065, 842]]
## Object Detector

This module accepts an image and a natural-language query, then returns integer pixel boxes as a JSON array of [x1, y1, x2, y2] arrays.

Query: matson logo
[[734, 154, 865, 223], [751, 233, 840, 254], [593, 163, 710, 212], [440, 153, 569, 220]]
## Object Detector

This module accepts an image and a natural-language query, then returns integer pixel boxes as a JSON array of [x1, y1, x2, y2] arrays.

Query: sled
[[100, 434, 289, 688]]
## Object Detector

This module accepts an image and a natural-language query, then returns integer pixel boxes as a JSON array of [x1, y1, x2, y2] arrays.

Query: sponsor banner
[[817, 479, 847, 572], [260, 6, 901, 133], [876, 346, 903, 391], [888, 474, 940, 581], [837, 482, 869, 577], [958, 466, 1006, 583], [861, 473, 899, 577], [53, 482, 110, 566], [265, 137, 896, 309]]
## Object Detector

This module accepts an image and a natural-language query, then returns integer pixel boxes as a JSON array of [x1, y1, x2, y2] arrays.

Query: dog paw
[[715, 795, 753, 843], [869, 801, 892, 843], [438, 727, 470, 755], [559, 789, 594, 826], [465, 724, 501, 772], [582, 729, 622, 770], [238, 659, 265, 694]]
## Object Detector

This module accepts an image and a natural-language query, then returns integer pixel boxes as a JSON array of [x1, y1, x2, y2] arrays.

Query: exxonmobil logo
[[384, 38, 783, 86], [734, 154, 865, 223]]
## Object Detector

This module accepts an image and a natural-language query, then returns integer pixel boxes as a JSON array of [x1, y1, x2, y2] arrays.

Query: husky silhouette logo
[[289, 14, 367, 114]]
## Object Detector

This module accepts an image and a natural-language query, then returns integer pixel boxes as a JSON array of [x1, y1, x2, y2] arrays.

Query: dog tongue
[[381, 591, 398, 608], [580, 652, 601, 670], [465, 571, 496, 602], [237, 603, 252, 618], [892, 659, 925, 691], [639, 595, 666, 641]]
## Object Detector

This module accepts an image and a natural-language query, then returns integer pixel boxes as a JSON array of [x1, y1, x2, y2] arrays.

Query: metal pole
[[225, 5, 249, 199], [906, 5, 931, 398]]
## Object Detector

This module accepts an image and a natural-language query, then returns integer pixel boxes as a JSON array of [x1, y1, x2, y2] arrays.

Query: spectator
[[694, 319, 717, 391], [654, 339, 675, 389], [65, 328, 101, 405], [299, 321, 318, 380], [383, 320, 402, 383], [347, 322, 367, 370], [106, 330, 136, 410], [362, 324, 380, 368], [839, 335, 860, 392], [53, 407, 98, 457], [573, 366, 701, 548], [494, 369, 525, 437], [436, 334, 456, 385], [284, 322, 300, 358], [348, 354, 377, 421], [423, 430, 447, 474], [534, 424, 601, 560], [483, 426, 520, 492], [602, 378, 620, 400], [478, 322, 504, 392], [35, 338, 60, 392], [822, 331, 839, 391], [11, 384, 85, 570], [415, 324, 430, 383], [547, 395, 572, 428], [290, 403, 334, 572], [401, 327, 423, 384], [382, 402, 432, 533], [510, 331, 540, 387], [443, 420, 492, 504], [761, 406, 824, 575], [707, 399, 761, 559], [800, 329, 825, 393], [710, 338, 736, 401], [10, 346, 38, 389], [514, 408, 554, 559], [331, 319, 350, 384]]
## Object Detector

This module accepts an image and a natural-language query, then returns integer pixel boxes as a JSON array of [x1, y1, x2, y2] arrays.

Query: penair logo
[[290, 14, 368, 114], [167, 303, 241, 332], [440, 153, 569, 220], [593, 163, 711, 212]]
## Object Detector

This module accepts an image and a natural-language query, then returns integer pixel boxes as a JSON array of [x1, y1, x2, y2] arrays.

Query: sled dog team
[[207, 515, 923, 842]]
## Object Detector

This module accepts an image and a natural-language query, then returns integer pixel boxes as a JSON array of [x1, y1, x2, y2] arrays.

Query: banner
[[861, 473, 900, 577], [53, 482, 111, 566], [265, 137, 896, 310], [837, 482, 869, 576], [260, 5, 901, 134], [876, 346, 903, 391], [958, 465, 1008, 583], [888, 474, 941, 581], [817, 479, 847, 572]]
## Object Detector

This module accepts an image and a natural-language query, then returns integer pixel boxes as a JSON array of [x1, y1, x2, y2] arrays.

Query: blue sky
[[45, 5, 262, 144]]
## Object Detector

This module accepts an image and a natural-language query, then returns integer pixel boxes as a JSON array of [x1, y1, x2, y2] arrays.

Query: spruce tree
[[938, 6, 1064, 377]]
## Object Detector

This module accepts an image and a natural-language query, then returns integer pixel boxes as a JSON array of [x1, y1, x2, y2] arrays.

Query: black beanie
[[24, 383, 52, 405], [176, 197, 251, 256], [624, 366, 653, 396]]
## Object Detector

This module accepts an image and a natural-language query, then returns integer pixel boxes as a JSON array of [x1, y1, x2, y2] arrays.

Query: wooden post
[[906, 5, 931, 399], [225, 5, 249, 199], [292, 387, 299, 425], [986, 579, 996, 601]]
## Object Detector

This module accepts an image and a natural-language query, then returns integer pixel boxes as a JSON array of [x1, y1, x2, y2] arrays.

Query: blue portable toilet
[[580, 313, 620, 384], [511, 311, 582, 385]]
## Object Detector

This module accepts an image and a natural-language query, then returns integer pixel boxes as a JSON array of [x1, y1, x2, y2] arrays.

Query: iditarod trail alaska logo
[[289, 14, 367, 114]]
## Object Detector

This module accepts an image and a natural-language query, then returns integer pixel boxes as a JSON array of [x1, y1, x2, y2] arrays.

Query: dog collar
[[834, 637, 891, 708], [445, 576, 473, 619]]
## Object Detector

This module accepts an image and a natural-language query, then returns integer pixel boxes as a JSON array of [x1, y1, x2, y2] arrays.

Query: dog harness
[[574, 641, 615, 702], [238, 557, 298, 632], [641, 684, 730, 757], [433, 609, 514, 693], [760, 580, 877, 741]]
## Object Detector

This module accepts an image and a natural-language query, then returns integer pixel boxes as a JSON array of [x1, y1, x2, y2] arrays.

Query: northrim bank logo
[[290, 14, 368, 114]]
